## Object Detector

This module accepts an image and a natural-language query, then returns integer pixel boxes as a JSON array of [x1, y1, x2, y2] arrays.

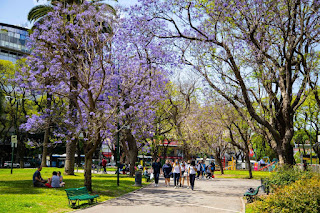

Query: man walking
[[152, 158, 162, 187], [102, 158, 107, 173]]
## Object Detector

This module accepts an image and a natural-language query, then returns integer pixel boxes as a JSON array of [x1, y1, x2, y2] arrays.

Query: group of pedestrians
[[196, 160, 215, 179], [152, 158, 215, 190]]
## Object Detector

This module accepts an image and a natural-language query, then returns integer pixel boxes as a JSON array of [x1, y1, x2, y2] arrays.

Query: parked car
[[4, 161, 20, 168], [24, 162, 31, 168]]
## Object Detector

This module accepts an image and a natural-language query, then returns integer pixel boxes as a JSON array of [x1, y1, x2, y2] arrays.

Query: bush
[[248, 176, 320, 213], [265, 165, 313, 190]]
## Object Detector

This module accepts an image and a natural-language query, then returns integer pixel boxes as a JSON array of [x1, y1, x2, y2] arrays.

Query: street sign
[[11, 135, 17, 148]]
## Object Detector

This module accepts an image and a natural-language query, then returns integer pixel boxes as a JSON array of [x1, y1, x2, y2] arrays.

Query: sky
[[0, 0, 137, 28]]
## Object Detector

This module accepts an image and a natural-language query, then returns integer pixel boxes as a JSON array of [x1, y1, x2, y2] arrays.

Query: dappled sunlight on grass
[[214, 170, 272, 179], [0, 168, 146, 213]]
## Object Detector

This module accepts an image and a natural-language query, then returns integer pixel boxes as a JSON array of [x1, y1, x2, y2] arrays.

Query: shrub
[[249, 176, 320, 213], [265, 165, 313, 190]]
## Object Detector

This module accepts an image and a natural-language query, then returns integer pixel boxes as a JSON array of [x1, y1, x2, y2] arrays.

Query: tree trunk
[[76, 140, 81, 168], [283, 140, 295, 165], [17, 134, 25, 168], [65, 76, 78, 174], [120, 152, 126, 164], [242, 140, 253, 179], [121, 139, 129, 164], [215, 152, 224, 175], [65, 139, 77, 175], [244, 148, 252, 179], [128, 150, 137, 176], [275, 130, 295, 166], [125, 129, 138, 177], [41, 127, 50, 167], [84, 154, 93, 191], [41, 93, 52, 167], [182, 142, 190, 160]]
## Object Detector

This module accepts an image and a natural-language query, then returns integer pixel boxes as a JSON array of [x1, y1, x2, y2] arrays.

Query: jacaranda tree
[[21, 1, 168, 190], [131, 0, 320, 165]]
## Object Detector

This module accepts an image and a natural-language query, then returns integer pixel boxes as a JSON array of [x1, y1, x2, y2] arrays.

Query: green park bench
[[244, 185, 262, 203], [65, 187, 99, 208], [244, 178, 270, 203]]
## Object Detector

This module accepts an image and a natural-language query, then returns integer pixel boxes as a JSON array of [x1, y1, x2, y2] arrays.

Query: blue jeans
[[173, 173, 180, 186]]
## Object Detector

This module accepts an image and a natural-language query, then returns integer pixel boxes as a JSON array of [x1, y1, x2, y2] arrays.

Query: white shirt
[[189, 165, 196, 174], [185, 164, 190, 174], [181, 164, 185, 172], [173, 164, 180, 173], [196, 164, 201, 171]]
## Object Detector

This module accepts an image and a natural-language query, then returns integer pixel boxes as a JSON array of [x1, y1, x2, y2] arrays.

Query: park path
[[76, 177, 260, 213]]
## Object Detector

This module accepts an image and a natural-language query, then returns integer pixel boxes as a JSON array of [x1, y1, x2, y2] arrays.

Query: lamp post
[[6, 96, 19, 174], [116, 61, 120, 187], [116, 91, 120, 187]]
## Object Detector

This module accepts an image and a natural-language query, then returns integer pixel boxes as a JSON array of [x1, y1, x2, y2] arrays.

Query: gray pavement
[[76, 177, 260, 213]]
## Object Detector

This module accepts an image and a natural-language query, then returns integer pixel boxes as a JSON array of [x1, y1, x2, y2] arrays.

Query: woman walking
[[172, 160, 181, 188], [180, 162, 186, 187], [189, 160, 197, 190], [196, 161, 201, 179], [185, 160, 190, 189], [162, 160, 172, 187]]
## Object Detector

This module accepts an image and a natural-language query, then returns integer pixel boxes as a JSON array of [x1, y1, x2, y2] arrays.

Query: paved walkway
[[76, 177, 260, 213]]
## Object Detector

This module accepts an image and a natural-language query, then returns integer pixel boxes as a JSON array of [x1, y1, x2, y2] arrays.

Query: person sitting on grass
[[46, 171, 65, 188], [57, 171, 65, 187], [33, 165, 47, 187]]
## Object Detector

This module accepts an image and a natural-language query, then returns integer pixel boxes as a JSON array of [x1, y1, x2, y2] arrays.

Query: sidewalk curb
[[240, 196, 246, 213], [71, 181, 153, 212]]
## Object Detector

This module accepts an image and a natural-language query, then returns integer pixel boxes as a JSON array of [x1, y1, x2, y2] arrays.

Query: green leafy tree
[[0, 59, 38, 167]]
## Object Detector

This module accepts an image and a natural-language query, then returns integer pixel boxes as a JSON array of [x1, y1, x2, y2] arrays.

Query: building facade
[[0, 22, 29, 62]]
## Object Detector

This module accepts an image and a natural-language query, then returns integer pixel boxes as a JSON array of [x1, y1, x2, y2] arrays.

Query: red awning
[[102, 152, 112, 158]]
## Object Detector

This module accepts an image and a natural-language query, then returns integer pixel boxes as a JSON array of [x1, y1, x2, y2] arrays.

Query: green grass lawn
[[214, 170, 272, 179], [0, 167, 146, 213]]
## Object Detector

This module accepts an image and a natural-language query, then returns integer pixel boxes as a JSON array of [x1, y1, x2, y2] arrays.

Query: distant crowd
[[151, 158, 215, 190], [32, 158, 215, 190]]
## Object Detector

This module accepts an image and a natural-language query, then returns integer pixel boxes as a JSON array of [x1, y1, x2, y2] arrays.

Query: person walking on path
[[211, 161, 216, 178], [201, 161, 206, 179], [162, 160, 172, 187], [189, 160, 197, 190], [206, 164, 212, 179], [172, 160, 181, 188], [152, 158, 162, 187], [33, 165, 47, 187], [196, 161, 201, 179], [185, 160, 190, 189], [180, 162, 186, 187], [102, 158, 107, 173]]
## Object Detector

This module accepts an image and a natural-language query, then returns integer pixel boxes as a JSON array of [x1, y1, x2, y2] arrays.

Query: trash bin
[[134, 170, 142, 186]]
